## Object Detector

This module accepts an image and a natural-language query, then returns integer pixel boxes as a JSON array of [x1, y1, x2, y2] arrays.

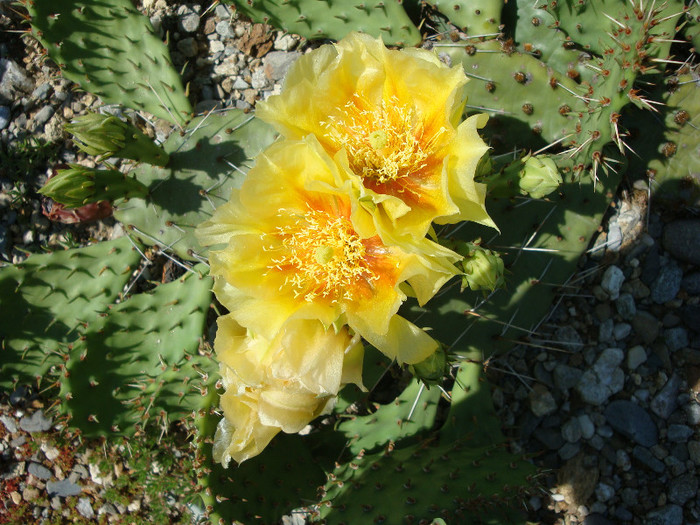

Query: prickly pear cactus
[[23, 0, 192, 126], [6, 0, 697, 523], [113, 110, 278, 261], [0, 238, 141, 390], [226, 0, 421, 46]]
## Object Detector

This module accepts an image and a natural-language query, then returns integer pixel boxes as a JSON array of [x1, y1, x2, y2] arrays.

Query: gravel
[[1, 2, 698, 524]]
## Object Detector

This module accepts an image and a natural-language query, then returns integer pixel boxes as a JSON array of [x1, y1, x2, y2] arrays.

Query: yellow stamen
[[269, 208, 377, 303], [323, 95, 446, 184]]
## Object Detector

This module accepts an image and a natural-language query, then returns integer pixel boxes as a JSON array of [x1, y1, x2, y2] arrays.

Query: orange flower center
[[269, 208, 378, 303], [323, 95, 446, 184]]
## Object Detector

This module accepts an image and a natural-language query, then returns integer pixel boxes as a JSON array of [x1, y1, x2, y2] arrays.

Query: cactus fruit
[[23, 0, 192, 126]]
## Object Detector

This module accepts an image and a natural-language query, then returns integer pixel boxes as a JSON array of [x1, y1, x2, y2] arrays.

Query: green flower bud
[[408, 344, 450, 386], [518, 154, 562, 199], [39, 165, 149, 208], [66, 113, 169, 167], [460, 241, 506, 294]]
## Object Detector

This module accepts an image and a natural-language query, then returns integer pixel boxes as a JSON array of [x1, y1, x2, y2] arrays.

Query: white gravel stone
[[600, 265, 625, 300]]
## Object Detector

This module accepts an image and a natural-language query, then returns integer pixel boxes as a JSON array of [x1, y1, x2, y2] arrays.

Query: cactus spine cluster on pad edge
[[1, 0, 695, 523]]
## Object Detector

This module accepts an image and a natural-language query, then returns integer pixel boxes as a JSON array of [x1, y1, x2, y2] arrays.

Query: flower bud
[[460, 241, 506, 294], [39, 164, 148, 208], [408, 344, 450, 386], [66, 113, 169, 166], [518, 154, 562, 199]]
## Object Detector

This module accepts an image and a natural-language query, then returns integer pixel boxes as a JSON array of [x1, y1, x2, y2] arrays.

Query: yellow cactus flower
[[197, 137, 456, 364], [212, 315, 364, 466], [256, 32, 495, 238]]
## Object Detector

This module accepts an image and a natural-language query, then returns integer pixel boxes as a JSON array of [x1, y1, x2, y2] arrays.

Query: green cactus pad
[[626, 75, 700, 206], [315, 435, 534, 524], [428, 0, 503, 34], [226, 0, 421, 46], [0, 238, 141, 389], [440, 41, 584, 152], [58, 265, 213, 435], [113, 110, 279, 260], [25, 0, 192, 126], [192, 404, 326, 525], [337, 379, 441, 456]]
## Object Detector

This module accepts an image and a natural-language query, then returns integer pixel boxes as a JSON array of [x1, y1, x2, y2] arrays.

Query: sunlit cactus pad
[[24, 0, 192, 126], [114, 110, 279, 260], [0, 238, 140, 389]]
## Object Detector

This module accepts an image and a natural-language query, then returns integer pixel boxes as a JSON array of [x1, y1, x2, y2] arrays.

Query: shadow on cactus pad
[[114, 110, 278, 260]]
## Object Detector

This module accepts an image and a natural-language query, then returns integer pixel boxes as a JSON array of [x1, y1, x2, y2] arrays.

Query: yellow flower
[[256, 32, 495, 238], [197, 137, 456, 364], [212, 315, 364, 466]]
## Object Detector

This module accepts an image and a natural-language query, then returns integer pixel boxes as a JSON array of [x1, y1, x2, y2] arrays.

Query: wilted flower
[[518, 154, 562, 199], [460, 240, 506, 294], [197, 137, 458, 364], [66, 112, 169, 166], [212, 315, 364, 466], [256, 32, 494, 239]]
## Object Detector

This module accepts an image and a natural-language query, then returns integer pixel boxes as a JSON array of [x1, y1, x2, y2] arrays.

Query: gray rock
[[558, 442, 581, 460], [32, 106, 55, 129], [667, 424, 693, 442], [178, 4, 200, 33], [28, 462, 52, 480], [529, 384, 557, 417], [97, 502, 117, 516], [663, 219, 700, 265], [0, 414, 17, 433], [0, 105, 9, 130], [613, 322, 632, 340], [686, 402, 700, 425], [215, 20, 235, 39], [251, 68, 268, 89], [46, 479, 82, 497], [562, 417, 582, 443], [553, 363, 583, 391], [650, 373, 681, 419], [600, 265, 625, 299], [77, 497, 95, 519], [632, 310, 660, 343], [605, 400, 658, 447], [651, 260, 683, 304], [599, 318, 614, 343], [232, 78, 250, 90], [19, 411, 52, 433], [632, 445, 665, 473], [645, 505, 683, 525], [682, 271, 700, 295], [595, 482, 615, 502], [215, 3, 232, 18], [555, 325, 584, 351], [31, 82, 51, 101], [664, 327, 688, 352], [176, 37, 198, 58], [576, 348, 624, 405], [263, 51, 301, 82], [9, 385, 29, 406], [615, 293, 637, 320], [627, 345, 647, 370], [578, 414, 595, 439], [0, 59, 34, 104], [668, 473, 698, 505]]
